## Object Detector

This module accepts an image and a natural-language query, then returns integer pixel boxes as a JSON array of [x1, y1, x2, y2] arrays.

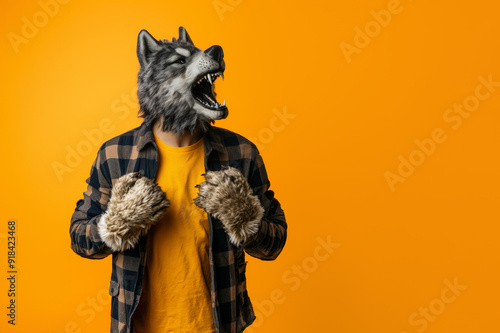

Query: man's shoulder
[[210, 125, 260, 153], [96, 123, 262, 157], [97, 123, 143, 152]]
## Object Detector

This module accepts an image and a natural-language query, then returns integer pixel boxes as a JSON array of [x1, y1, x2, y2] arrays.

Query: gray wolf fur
[[137, 27, 228, 137], [97, 172, 170, 252], [97, 27, 263, 252], [194, 166, 264, 245]]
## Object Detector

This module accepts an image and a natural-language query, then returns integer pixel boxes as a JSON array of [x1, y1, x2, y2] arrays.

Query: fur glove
[[194, 166, 265, 246], [97, 172, 170, 252]]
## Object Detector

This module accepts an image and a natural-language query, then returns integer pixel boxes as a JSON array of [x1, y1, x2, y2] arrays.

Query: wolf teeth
[[203, 93, 215, 103], [195, 72, 224, 86], [195, 95, 226, 109]]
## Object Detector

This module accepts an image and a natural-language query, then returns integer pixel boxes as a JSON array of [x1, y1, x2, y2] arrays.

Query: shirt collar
[[136, 119, 225, 154]]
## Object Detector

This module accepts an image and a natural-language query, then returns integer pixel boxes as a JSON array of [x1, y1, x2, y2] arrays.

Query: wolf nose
[[204, 45, 224, 63]]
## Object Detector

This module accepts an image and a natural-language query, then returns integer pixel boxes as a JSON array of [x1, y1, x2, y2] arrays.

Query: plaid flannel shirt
[[69, 119, 287, 333]]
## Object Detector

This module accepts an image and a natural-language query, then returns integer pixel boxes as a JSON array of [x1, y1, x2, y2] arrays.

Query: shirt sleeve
[[69, 143, 114, 259], [241, 150, 287, 260]]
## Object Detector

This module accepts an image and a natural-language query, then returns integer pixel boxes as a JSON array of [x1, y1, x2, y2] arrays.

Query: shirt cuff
[[241, 217, 267, 249]]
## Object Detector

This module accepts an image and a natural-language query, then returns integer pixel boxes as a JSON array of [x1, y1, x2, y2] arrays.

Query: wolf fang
[[136, 27, 228, 138]]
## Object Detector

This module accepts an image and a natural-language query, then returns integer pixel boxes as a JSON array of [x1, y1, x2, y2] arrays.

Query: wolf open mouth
[[192, 71, 226, 111]]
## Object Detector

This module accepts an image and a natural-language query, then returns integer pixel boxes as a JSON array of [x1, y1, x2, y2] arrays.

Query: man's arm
[[69, 144, 114, 259], [241, 151, 287, 261]]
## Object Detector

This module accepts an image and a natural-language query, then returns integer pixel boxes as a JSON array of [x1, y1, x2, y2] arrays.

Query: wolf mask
[[136, 26, 228, 137]]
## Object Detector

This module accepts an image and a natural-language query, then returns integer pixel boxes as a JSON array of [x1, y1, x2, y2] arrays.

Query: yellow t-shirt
[[132, 132, 215, 333]]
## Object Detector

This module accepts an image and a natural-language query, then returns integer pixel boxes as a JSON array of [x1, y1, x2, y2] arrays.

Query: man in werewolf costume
[[69, 27, 287, 333]]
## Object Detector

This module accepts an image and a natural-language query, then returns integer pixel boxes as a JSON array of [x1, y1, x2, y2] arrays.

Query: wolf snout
[[204, 45, 225, 70]]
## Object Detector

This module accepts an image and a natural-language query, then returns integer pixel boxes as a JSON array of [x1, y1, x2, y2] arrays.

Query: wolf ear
[[178, 26, 194, 45], [137, 29, 162, 67]]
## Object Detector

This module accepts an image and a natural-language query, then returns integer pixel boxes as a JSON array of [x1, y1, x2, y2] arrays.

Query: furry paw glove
[[98, 172, 170, 252], [193, 166, 265, 246]]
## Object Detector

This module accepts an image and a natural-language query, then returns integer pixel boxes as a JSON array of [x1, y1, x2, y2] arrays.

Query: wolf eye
[[174, 58, 186, 64]]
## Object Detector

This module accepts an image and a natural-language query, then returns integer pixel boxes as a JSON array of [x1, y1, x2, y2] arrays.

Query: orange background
[[1, 0, 499, 332]]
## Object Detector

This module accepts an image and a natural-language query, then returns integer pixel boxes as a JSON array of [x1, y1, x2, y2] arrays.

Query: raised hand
[[98, 172, 170, 251], [194, 166, 264, 246]]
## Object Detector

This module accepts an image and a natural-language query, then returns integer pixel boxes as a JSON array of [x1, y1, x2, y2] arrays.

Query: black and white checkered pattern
[[70, 119, 287, 333]]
